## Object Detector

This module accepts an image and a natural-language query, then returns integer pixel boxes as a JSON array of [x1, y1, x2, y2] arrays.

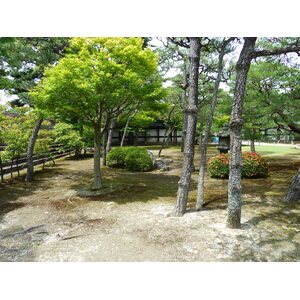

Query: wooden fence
[[0, 144, 72, 182]]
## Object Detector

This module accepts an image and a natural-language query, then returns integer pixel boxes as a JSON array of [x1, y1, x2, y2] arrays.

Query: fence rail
[[0, 144, 72, 182]]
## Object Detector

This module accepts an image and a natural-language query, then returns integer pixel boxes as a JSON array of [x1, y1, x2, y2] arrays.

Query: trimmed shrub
[[106, 147, 131, 168], [208, 154, 229, 178], [208, 152, 268, 179], [124, 148, 153, 172], [107, 147, 153, 172]]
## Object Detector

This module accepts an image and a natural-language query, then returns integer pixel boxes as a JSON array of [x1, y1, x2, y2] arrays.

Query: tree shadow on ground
[[229, 201, 300, 261], [69, 168, 196, 205]]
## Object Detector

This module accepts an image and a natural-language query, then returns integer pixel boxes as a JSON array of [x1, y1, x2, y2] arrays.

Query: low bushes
[[208, 152, 268, 179], [107, 147, 153, 172]]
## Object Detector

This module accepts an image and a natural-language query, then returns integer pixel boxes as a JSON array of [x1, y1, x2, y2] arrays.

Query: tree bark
[[25, 118, 43, 182], [92, 123, 103, 190], [102, 130, 108, 166], [181, 62, 188, 152], [158, 106, 176, 157], [227, 37, 257, 229], [120, 110, 137, 147], [158, 126, 176, 157], [282, 169, 300, 203], [0, 156, 3, 183], [196, 41, 228, 210], [106, 116, 117, 154], [250, 128, 256, 152], [173, 37, 200, 216]]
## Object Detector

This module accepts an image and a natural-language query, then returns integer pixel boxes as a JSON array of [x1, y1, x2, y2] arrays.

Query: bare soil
[[0, 146, 300, 262]]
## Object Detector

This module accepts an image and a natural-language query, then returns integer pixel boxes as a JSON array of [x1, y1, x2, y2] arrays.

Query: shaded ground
[[0, 145, 300, 262]]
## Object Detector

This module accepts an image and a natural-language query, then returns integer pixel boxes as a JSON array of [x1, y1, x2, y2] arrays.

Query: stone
[[154, 158, 173, 171], [146, 150, 154, 161]]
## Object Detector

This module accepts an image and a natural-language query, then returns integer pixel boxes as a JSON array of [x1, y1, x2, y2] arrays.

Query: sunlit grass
[[242, 145, 300, 157]]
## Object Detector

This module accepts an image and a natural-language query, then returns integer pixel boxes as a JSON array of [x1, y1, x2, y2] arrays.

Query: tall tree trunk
[[250, 139, 256, 152], [133, 130, 138, 146], [10, 159, 13, 178], [282, 169, 300, 203], [181, 62, 188, 152], [227, 37, 257, 229], [196, 41, 228, 210], [16, 158, 20, 176], [106, 116, 117, 154], [0, 156, 3, 183], [198, 130, 203, 150], [158, 126, 176, 157], [250, 128, 256, 152], [102, 130, 108, 166], [120, 110, 137, 147], [25, 118, 43, 182], [92, 124, 103, 190], [173, 37, 200, 217]]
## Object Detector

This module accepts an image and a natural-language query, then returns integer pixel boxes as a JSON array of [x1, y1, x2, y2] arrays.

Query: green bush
[[208, 152, 268, 179], [107, 147, 153, 172], [124, 148, 153, 172], [106, 147, 130, 168]]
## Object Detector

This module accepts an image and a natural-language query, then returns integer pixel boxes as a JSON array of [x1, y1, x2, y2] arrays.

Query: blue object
[[212, 137, 219, 143]]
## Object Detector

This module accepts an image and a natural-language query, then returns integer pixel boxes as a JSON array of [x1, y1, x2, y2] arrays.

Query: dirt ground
[[1, 146, 300, 262]]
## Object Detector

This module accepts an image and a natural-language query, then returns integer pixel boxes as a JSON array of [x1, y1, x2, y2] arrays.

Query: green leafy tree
[[31, 37, 163, 189], [52, 123, 85, 157], [0, 37, 70, 181], [1, 107, 34, 176]]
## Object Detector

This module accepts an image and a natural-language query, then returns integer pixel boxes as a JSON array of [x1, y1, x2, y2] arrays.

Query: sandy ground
[[0, 147, 300, 262]]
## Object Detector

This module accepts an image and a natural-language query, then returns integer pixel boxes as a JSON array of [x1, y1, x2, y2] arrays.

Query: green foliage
[[107, 147, 153, 172], [0, 37, 70, 107], [32, 37, 163, 127], [1, 107, 35, 161], [53, 123, 84, 154], [208, 154, 230, 178], [208, 152, 268, 179], [34, 126, 54, 160], [213, 115, 231, 130], [241, 152, 269, 178], [124, 148, 153, 172], [106, 147, 130, 168]]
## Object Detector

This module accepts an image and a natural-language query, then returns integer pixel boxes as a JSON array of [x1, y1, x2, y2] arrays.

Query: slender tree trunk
[[133, 130, 138, 146], [25, 118, 43, 182], [16, 158, 20, 176], [196, 42, 227, 210], [198, 130, 203, 150], [181, 62, 188, 152], [92, 124, 103, 190], [158, 126, 176, 157], [102, 130, 108, 166], [106, 116, 117, 154], [173, 37, 200, 216], [0, 156, 3, 183], [120, 110, 137, 147], [250, 139, 256, 152], [158, 129, 170, 157], [10, 159, 13, 178], [227, 37, 257, 229], [282, 169, 300, 203], [250, 128, 256, 152]]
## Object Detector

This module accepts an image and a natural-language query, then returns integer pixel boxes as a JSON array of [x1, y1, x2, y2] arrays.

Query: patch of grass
[[242, 145, 300, 157], [237, 234, 248, 240]]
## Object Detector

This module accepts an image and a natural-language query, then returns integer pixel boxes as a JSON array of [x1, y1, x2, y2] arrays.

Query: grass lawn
[[242, 145, 300, 157]]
